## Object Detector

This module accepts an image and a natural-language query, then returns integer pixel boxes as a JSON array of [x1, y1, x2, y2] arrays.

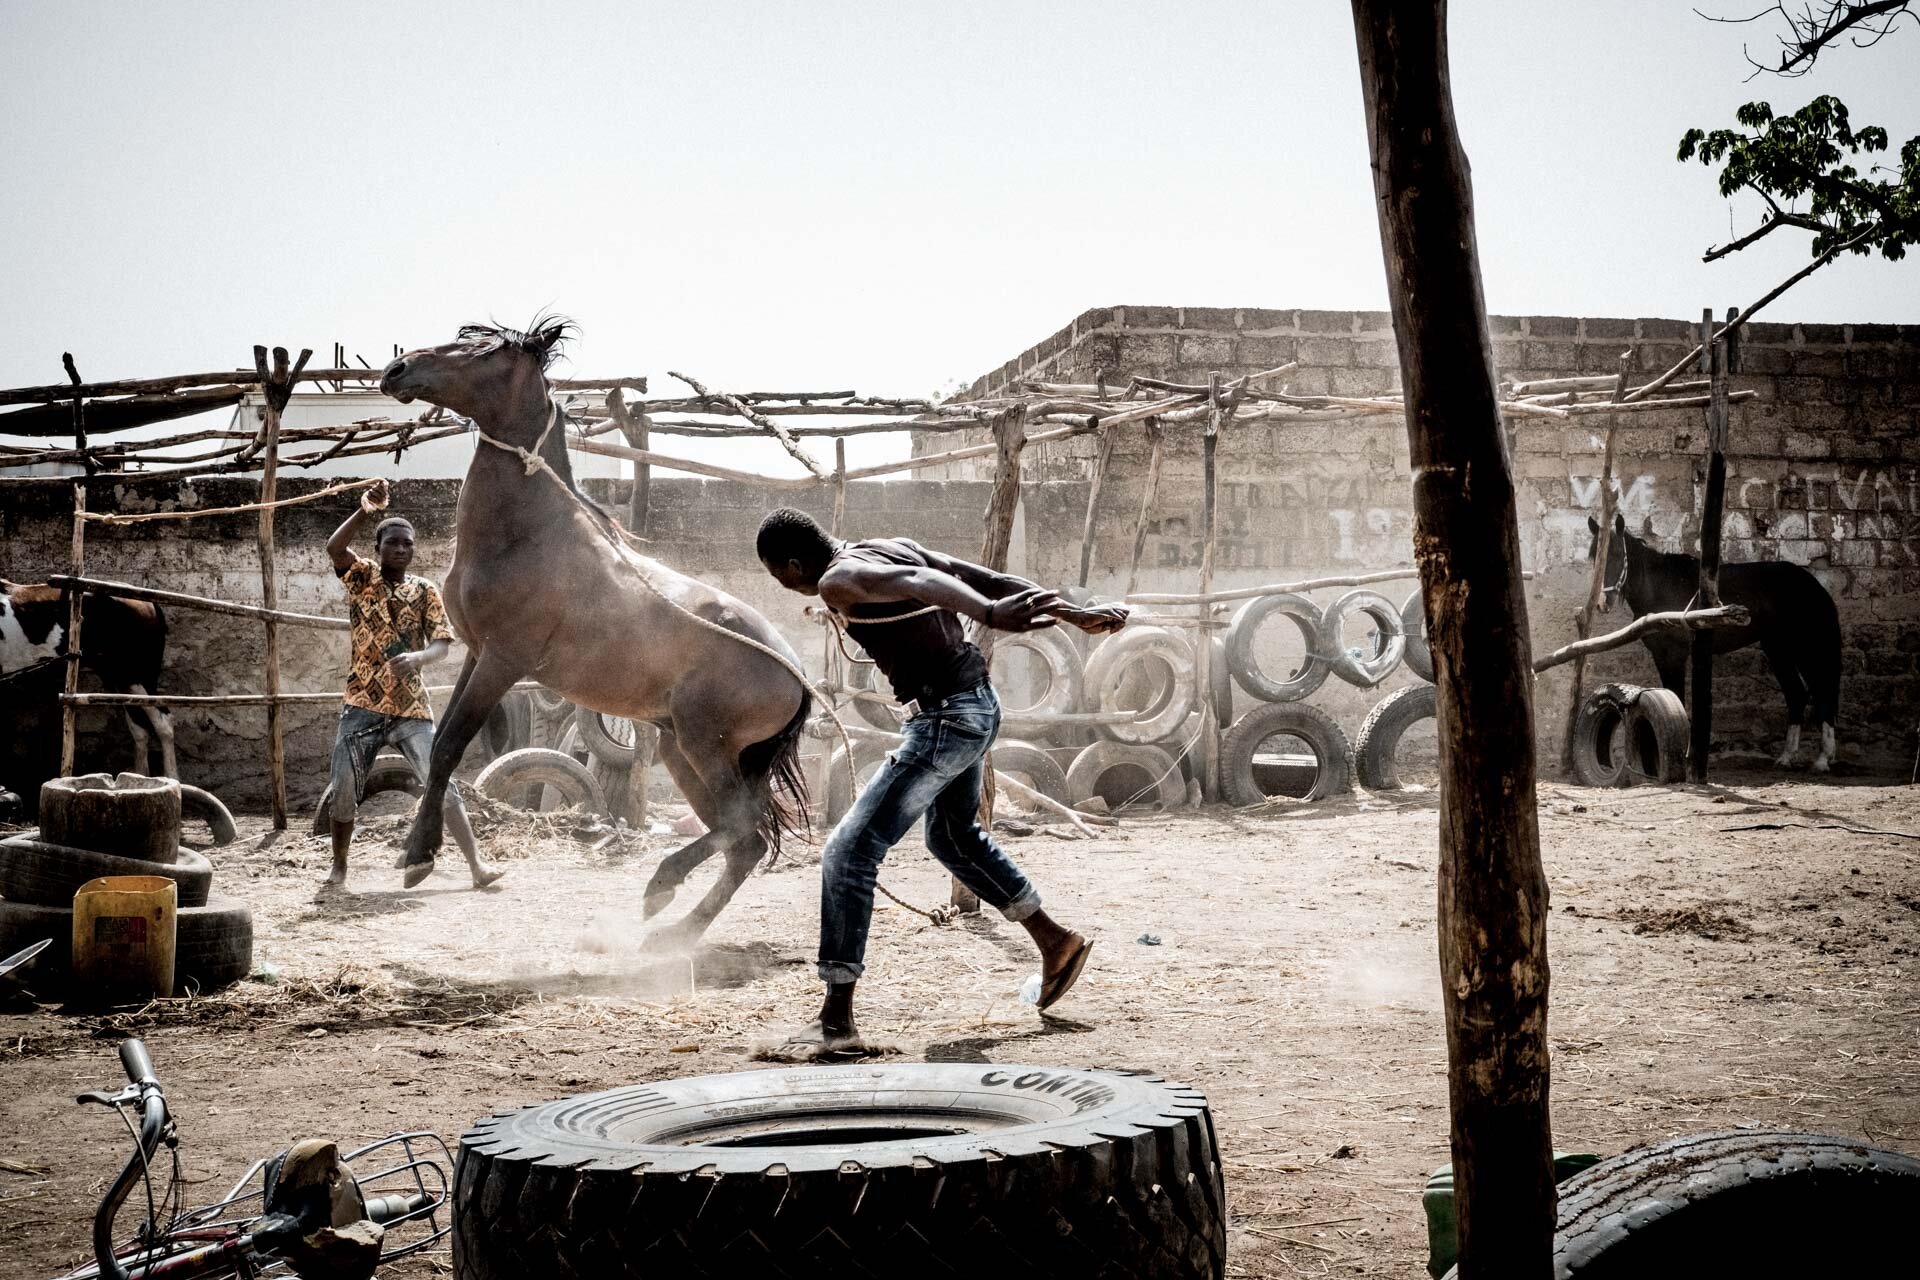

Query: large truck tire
[[1085, 627, 1195, 745], [1066, 741, 1186, 811], [451, 1064, 1225, 1280], [1221, 704, 1352, 805], [39, 772, 181, 863], [1353, 684, 1438, 792], [1443, 1130, 1920, 1277], [987, 738, 1071, 806], [988, 626, 1086, 718], [1400, 588, 1435, 682], [0, 833, 213, 908]]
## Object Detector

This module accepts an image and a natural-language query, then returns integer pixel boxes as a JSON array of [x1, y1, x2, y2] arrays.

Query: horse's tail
[[738, 686, 813, 860]]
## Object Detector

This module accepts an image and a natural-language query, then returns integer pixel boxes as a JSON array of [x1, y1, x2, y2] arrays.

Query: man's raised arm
[[327, 478, 389, 573]]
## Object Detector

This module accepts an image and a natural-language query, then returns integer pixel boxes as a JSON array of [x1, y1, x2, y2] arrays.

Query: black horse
[[1587, 513, 1842, 771]]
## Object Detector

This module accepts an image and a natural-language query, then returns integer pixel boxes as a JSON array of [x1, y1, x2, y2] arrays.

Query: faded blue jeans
[[819, 682, 1041, 983]]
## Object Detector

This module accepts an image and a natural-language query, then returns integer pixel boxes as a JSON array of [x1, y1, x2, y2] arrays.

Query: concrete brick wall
[[928, 306, 1920, 767]]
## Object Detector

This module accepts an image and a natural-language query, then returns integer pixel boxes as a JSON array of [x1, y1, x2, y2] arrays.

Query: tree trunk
[[1349, 4, 1555, 1277]]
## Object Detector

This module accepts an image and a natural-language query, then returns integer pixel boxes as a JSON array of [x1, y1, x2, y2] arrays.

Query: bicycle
[[54, 1038, 451, 1279]]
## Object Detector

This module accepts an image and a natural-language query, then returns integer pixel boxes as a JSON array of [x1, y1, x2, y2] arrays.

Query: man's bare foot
[[469, 862, 506, 890], [321, 865, 347, 890]]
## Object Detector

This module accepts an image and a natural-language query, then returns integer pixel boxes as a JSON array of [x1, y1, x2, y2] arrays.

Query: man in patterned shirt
[[318, 479, 502, 891]]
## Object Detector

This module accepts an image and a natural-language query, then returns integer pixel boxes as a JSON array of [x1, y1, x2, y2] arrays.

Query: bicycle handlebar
[[118, 1038, 156, 1087], [92, 1040, 171, 1280]]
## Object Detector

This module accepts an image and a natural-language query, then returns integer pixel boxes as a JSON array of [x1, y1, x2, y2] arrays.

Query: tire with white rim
[[1223, 594, 1329, 703], [1400, 588, 1434, 682], [1065, 740, 1186, 811], [475, 748, 606, 814], [1320, 589, 1406, 688], [1085, 626, 1196, 745]]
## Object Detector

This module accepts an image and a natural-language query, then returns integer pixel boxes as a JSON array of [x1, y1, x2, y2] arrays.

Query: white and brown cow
[[0, 581, 175, 777]]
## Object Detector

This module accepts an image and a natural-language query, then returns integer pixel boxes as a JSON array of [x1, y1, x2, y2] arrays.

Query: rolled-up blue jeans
[[819, 682, 1041, 983]]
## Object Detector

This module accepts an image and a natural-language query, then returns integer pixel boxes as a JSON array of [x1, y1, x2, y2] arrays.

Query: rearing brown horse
[[379, 317, 810, 945]]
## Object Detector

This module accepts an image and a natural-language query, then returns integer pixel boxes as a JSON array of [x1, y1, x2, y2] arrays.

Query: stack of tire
[[0, 772, 249, 994], [1221, 588, 1420, 803], [1568, 683, 1689, 787], [464, 688, 624, 818]]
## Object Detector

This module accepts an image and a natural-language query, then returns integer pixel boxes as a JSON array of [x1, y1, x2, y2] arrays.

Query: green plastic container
[[1424, 1151, 1601, 1278]]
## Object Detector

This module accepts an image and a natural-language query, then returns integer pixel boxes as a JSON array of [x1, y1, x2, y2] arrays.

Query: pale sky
[[3, 1, 1914, 415]]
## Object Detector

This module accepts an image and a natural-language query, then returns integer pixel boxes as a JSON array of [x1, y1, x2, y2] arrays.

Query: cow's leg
[[1760, 636, 1808, 767], [642, 728, 727, 918], [401, 651, 521, 876]]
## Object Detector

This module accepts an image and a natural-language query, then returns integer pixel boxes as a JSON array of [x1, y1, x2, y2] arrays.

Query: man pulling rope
[[757, 507, 1128, 1055]]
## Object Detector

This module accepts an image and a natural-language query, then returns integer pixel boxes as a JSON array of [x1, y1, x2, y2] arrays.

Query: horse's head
[[381, 314, 575, 423], [1586, 512, 1631, 612]]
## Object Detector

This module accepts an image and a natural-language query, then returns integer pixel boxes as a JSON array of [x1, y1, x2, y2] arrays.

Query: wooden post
[[1351, 4, 1556, 1275], [1560, 351, 1630, 772], [831, 437, 848, 536], [1124, 418, 1166, 597], [1195, 375, 1225, 799], [58, 354, 89, 777], [1076, 369, 1114, 589], [609, 388, 650, 535], [1689, 308, 1734, 782], [609, 391, 658, 825], [962, 405, 1028, 912], [254, 345, 312, 830]]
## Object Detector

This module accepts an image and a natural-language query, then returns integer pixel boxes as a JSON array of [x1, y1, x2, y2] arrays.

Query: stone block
[[1526, 316, 1579, 338], [1354, 310, 1393, 333], [1298, 310, 1356, 335], [1177, 334, 1236, 366], [1798, 322, 1847, 344], [1117, 305, 1178, 328], [1776, 375, 1832, 405], [1847, 348, 1896, 379], [1742, 321, 1794, 343], [1783, 431, 1832, 459], [1298, 337, 1355, 367], [1525, 342, 1580, 372], [1117, 333, 1176, 371], [1330, 366, 1395, 397], [1585, 317, 1637, 340], [1738, 345, 1793, 375], [1491, 340, 1527, 373], [1236, 335, 1298, 367], [1777, 538, 1828, 565], [1239, 308, 1296, 333], [1487, 314, 1524, 335], [1638, 318, 1694, 341], [1791, 352, 1848, 378], [1353, 339, 1400, 370], [1180, 306, 1239, 331], [1287, 368, 1332, 395]]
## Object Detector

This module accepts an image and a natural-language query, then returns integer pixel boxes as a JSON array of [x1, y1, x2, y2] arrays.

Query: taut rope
[[477, 400, 959, 925]]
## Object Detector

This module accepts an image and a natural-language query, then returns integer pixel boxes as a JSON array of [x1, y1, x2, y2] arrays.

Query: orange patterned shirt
[[339, 557, 453, 721]]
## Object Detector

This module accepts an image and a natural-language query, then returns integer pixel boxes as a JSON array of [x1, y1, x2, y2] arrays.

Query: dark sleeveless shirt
[[833, 539, 988, 704]]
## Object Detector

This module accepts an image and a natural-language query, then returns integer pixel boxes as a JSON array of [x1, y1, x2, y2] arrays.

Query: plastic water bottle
[[1018, 973, 1043, 1005]]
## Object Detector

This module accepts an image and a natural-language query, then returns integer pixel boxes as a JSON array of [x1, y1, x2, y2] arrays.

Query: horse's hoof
[[648, 920, 706, 955], [642, 890, 675, 920], [1811, 758, 1831, 774]]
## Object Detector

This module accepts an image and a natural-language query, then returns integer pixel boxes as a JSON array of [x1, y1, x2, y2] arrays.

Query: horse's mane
[[456, 311, 577, 369]]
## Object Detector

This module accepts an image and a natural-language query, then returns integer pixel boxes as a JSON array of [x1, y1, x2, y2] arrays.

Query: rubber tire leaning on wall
[[987, 626, 1085, 719], [1400, 588, 1435, 683], [1084, 627, 1196, 745], [984, 739, 1070, 807], [0, 897, 252, 995], [0, 833, 213, 908], [176, 783, 238, 846], [1224, 593, 1329, 704], [1065, 741, 1186, 811], [573, 705, 639, 769], [1439, 1130, 1920, 1278], [1623, 687, 1689, 785], [1321, 589, 1406, 689], [40, 772, 182, 864], [449, 1064, 1226, 1280], [1220, 704, 1353, 806], [1353, 684, 1439, 793], [1571, 683, 1641, 788], [475, 749, 606, 815]]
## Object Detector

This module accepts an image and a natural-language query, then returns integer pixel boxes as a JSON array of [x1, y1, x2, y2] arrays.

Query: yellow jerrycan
[[72, 875, 177, 1001]]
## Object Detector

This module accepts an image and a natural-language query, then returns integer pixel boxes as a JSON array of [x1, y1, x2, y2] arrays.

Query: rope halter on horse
[[475, 402, 560, 477]]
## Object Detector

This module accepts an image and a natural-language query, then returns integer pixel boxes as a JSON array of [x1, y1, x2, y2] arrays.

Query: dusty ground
[[2, 769, 1917, 1278]]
